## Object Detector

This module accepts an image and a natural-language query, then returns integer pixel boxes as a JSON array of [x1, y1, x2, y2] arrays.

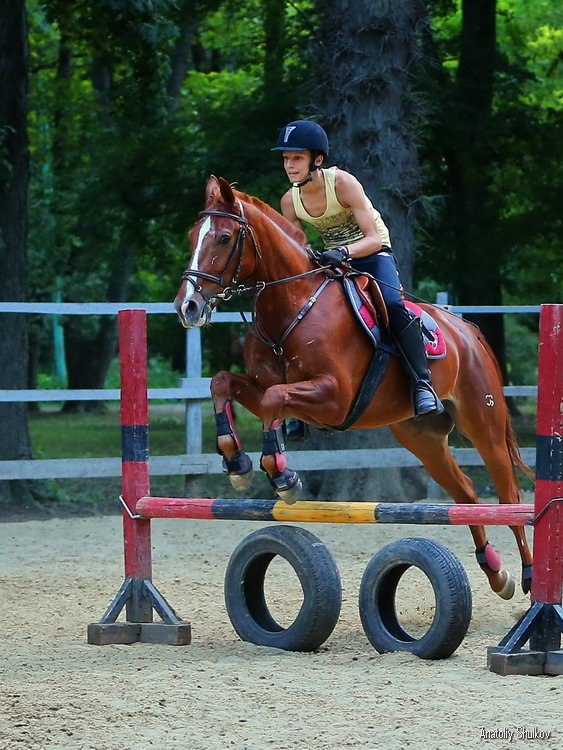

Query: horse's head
[[174, 176, 259, 328]]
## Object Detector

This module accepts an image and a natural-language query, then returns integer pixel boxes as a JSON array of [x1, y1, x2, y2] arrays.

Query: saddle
[[342, 273, 447, 359]]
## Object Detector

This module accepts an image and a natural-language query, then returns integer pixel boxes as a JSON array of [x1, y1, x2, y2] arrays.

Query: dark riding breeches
[[349, 248, 411, 333]]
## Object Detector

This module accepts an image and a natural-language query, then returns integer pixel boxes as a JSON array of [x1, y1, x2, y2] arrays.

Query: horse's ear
[[218, 177, 236, 208], [205, 175, 220, 205]]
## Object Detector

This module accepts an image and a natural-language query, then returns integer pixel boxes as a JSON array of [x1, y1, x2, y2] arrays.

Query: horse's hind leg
[[391, 416, 516, 599], [454, 396, 533, 594]]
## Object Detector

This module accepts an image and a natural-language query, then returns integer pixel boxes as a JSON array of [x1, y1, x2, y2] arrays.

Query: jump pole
[[488, 304, 563, 675], [87, 309, 191, 645], [88, 307, 562, 672]]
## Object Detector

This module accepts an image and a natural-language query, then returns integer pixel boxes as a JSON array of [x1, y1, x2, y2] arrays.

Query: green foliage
[[418, 0, 562, 305], [25, 0, 561, 384]]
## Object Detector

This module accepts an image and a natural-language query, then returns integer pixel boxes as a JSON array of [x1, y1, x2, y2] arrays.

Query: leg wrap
[[215, 401, 241, 452], [260, 423, 298, 492], [222, 451, 253, 476], [262, 424, 286, 455], [475, 543, 502, 573]]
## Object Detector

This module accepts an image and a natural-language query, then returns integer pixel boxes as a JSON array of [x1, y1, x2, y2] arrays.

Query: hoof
[[521, 564, 533, 594], [495, 570, 515, 600], [229, 469, 254, 492], [277, 478, 303, 505]]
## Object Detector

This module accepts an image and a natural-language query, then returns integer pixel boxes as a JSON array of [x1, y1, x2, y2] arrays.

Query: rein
[[181, 207, 331, 359]]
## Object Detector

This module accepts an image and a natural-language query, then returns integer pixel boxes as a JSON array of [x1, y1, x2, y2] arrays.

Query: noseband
[[181, 209, 261, 306]]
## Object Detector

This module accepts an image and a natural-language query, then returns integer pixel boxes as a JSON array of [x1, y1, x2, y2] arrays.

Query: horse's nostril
[[186, 299, 200, 316]]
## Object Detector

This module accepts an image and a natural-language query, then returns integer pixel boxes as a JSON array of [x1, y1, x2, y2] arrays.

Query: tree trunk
[[300, 0, 429, 501], [317, 0, 427, 287], [0, 0, 37, 509], [62, 226, 134, 412], [441, 0, 508, 375]]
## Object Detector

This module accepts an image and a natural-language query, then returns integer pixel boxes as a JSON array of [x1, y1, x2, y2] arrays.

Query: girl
[[272, 119, 443, 426]]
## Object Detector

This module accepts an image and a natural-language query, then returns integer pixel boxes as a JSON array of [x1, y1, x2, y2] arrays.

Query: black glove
[[319, 246, 350, 267]]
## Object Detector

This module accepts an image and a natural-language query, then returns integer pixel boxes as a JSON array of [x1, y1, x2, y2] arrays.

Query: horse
[[174, 175, 533, 600]]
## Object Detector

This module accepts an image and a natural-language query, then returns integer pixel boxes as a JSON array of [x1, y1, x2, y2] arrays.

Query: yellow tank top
[[291, 167, 391, 249]]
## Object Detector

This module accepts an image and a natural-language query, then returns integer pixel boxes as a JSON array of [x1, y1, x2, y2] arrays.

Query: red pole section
[[532, 304, 563, 605], [119, 309, 152, 580]]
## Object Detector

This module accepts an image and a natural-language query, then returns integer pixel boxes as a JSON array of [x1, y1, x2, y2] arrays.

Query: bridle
[[181, 206, 328, 305], [181, 208, 263, 307], [180, 204, 333, 360]]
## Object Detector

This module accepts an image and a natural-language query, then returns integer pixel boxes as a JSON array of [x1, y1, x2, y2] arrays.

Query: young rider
[[272, 119, 444, 424]]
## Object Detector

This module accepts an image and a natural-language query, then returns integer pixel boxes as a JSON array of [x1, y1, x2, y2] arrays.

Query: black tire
[[224, 525, 342, 651], [359, 537, 472, 659]]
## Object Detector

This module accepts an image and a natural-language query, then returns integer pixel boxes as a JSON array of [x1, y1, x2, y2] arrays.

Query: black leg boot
[[394, 317, 444, 418]]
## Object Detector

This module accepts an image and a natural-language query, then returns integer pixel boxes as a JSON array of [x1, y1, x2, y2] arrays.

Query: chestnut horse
[[174, 176, 533, 600]]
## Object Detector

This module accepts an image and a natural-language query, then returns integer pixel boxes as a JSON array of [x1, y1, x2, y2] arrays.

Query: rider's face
[[282, 150, 312, 183]]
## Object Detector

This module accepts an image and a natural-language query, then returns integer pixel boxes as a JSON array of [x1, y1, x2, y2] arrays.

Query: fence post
[[184, 327, 203, 455]]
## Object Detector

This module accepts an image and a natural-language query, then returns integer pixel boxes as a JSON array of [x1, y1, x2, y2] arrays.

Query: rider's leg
[[351, 250, 443, 418], [392, 314, 444, 417]]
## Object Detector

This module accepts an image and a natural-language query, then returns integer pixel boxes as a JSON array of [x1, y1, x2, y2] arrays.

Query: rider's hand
[[319, 246, 350, 267]]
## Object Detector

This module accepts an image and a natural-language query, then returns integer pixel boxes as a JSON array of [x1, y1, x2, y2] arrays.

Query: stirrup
[[413, 383, 444, 418]]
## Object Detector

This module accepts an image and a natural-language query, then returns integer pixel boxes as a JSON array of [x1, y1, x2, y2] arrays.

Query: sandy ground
[[0, 509, 560, 750]]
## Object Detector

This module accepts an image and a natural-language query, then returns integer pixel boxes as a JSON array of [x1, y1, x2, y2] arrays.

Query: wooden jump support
[[88, 306, 563, 675]]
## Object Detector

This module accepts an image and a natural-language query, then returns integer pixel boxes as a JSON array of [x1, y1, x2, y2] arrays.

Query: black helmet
[[272, 120, 329, 156]]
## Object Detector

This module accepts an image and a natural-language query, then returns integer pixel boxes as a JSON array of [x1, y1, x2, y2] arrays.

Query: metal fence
[[0, 299, 539, 482]]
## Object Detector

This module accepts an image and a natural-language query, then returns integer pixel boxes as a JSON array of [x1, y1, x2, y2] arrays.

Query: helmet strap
[[292, 157, 322, 189], [293, 174, 313, 188]]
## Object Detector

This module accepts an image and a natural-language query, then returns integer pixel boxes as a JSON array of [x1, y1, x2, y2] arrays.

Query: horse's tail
[[505, 412, 535, 483], [478, 333, 535, 485]]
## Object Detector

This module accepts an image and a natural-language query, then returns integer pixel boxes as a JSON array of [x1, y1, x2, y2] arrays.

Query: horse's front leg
[[258, 376, 342, 504], [211, 371, 266, 492]]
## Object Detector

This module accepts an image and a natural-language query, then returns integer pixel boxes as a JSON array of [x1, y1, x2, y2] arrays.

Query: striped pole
[[532, 304, 563, 606], [120, 309, 152, 619], [490, 304, 563, 675], [136, 496, 534, 525], [88, 310, 190, 645]]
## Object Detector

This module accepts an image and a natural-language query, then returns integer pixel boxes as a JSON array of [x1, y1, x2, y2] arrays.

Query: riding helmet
[[272, 120, 329, 157]]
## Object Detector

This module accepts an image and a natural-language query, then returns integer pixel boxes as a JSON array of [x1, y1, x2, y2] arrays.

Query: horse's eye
[[218, 234, 231, 245]]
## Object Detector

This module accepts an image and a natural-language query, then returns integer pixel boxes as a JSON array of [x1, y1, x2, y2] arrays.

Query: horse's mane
[[233, 189, 308, 249]]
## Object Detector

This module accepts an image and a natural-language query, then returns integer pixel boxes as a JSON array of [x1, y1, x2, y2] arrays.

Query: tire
[[224, 525, 342, 651], [358, 537, 472, 659]]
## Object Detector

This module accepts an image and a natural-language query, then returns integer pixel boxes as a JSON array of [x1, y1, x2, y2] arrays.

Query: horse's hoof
[[521, 564, 533, 594], [229, 469, 254, 492], [496, 570, 515, 600], [277, 478, 303, 505]]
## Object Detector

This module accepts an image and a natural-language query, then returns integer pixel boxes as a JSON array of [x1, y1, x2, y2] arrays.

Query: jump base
[[88, 575, 191, 646], [488, 647, 563, 676], [87, 621, 192, 646]]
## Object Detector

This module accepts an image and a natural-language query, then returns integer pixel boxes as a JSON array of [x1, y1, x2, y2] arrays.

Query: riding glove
[[319, 246, 350, 267]]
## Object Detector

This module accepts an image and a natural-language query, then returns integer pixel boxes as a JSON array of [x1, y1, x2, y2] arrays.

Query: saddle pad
[[344, 278, 447, 359], [404, 301, 447, 359]]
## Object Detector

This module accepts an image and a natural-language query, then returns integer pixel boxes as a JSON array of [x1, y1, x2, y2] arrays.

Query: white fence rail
[[0, 300, 539, 482]]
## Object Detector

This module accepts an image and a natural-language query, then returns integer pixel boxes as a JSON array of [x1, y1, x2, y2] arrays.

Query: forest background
[[0, 0, 561, 509]]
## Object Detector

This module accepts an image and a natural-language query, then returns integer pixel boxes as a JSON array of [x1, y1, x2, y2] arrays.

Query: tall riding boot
[[394, 317, 444, 418]]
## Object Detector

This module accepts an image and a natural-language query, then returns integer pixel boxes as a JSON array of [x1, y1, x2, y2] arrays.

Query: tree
[[288, 0, 430, 502], [439, 0, 508, 369], [0, 0, 35, 508], [419, 0, 562, 376], [317, 0, 428, 288]]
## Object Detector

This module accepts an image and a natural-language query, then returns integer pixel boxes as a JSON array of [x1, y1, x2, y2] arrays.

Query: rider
[[272, 119, 444, 429]]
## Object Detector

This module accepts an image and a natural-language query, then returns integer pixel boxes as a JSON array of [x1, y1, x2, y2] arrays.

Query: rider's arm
[[334, 171, 382, 258], [280, 190, 306, 234]]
